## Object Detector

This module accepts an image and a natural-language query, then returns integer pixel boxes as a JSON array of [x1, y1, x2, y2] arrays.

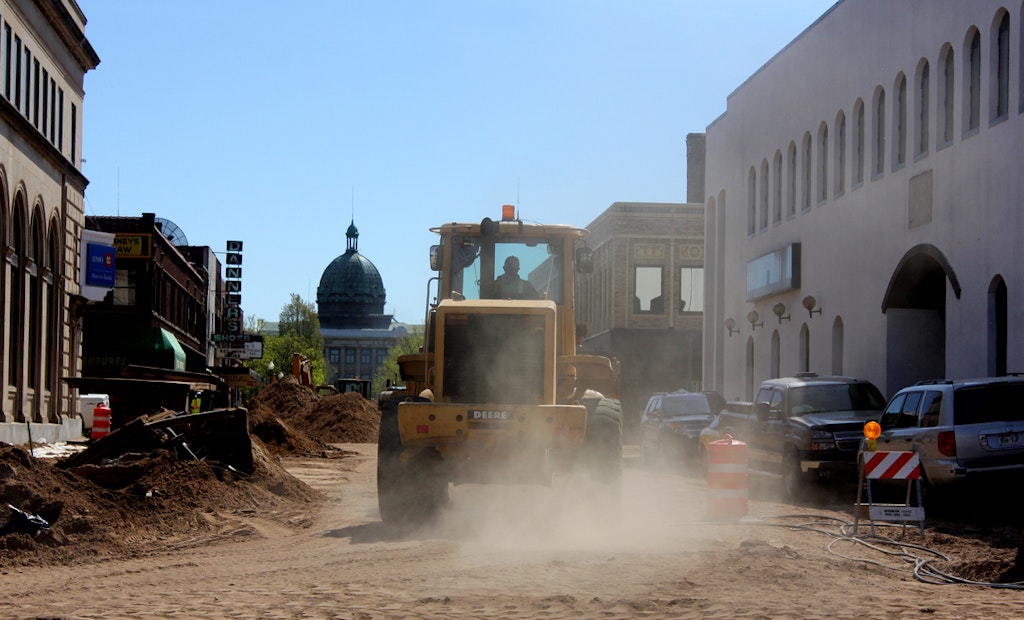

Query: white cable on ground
[[708, 513, 1024, 590]]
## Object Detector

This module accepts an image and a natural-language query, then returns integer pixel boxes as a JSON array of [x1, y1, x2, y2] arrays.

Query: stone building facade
[[703, 0, 1024, 400], [0, 0, 98, 427], [576, 201, 705, 433]]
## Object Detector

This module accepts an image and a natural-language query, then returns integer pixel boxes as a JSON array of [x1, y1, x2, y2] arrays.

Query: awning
[[158, 328, 187, 371]]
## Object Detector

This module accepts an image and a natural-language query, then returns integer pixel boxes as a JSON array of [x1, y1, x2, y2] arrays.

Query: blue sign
[[86, 242, 116, 287]]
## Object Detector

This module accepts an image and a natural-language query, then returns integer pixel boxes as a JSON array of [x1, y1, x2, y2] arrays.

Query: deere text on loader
[[377, 206, 622, 526]]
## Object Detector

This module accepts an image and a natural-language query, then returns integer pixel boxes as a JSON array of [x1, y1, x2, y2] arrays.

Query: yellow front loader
[[377, 206, 622, 527]]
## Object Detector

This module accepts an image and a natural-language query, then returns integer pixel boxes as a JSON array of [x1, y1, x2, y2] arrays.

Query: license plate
[[995, 432, 1021, 448]]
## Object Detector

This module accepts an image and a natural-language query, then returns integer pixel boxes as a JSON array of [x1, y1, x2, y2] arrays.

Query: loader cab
[[430, 214, 589, 308], [405, 209, 603, 404]]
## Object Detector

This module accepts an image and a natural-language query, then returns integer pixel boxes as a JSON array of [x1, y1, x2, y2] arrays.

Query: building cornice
[[33, 0, 100, 71]]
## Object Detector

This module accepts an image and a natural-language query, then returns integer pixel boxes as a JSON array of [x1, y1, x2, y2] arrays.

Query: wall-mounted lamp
[[724, 317, 738, 336], [802, 295, 822, 317], [772, 302, 791, 323], [747, 310, 763, 331]]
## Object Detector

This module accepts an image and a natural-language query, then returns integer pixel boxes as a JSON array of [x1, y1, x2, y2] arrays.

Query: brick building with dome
[[316, 220, 407, 384]]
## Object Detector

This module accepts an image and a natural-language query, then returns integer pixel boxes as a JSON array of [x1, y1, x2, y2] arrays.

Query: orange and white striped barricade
[[706, 434, 748, 520], [854, 450, 925, 535], [91, 403, 112, 440]]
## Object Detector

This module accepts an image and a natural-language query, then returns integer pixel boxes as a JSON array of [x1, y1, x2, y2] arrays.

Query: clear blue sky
[[77, 1, 836, 326]]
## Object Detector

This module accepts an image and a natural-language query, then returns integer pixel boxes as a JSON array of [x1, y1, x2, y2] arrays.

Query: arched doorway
[[881, 244, 960, 396]]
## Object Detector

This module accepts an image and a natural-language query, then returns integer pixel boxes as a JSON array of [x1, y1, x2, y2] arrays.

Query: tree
[[372, 329, 425, 397], [244, 314, 265, 334], [244, 294, 326, 389], [279, 293, 321, 342]]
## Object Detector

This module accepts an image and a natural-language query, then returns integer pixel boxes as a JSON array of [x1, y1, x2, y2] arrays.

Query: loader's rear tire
[[376, 398, 449, 529], [581, 395, 623, 514]]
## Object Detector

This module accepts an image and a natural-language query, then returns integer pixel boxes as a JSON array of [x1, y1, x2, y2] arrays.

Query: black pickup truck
[[714, 373, 886, 499]]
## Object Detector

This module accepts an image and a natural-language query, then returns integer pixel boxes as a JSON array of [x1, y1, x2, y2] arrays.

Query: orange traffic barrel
[[706, 434, 748, 520], [91, 403, 112, 440]]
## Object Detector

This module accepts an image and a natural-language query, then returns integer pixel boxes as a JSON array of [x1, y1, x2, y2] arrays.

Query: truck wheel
[[582, 396, 623, 509], [376, 398, 449, 528], [782, 451, 806, 501]]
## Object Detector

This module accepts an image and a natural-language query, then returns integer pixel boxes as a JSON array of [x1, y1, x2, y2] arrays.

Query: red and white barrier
[[863, 451, 920, 480]]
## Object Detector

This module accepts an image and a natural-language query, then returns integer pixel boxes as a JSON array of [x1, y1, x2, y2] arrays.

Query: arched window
[[831, 317, 844, 375], [818, 122, 828, 203], [799, 323, 810, 373], [773, 150, 783, 223], [8, 196, 25, 401], [853, 99, 865, 185], [964, 28, 981, 133], [894, 73, 907, 168], [802, 132, 812, 211], [787, 142, 797, 216], [747, 167, 756, 235], [834, 111, 846, 196], [873, 87, 886, 177], [940, 45, 955, 144], [991, 11, 1009, 121], [916, 59, 930, 156], [46, 222, 60, 401], [28, 209, 42, 393], [988, 275, 1007, 376], [760, 159, 769, 230]]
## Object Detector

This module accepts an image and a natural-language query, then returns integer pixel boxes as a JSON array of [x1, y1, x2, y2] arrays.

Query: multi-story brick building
[[71, 213, 232, 424]]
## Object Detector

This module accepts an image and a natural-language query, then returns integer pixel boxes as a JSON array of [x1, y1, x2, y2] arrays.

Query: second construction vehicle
[[377, 206, 622, 526]]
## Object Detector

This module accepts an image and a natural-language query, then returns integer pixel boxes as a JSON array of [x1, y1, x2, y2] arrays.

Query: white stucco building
[[703, 1, 1023, 400]]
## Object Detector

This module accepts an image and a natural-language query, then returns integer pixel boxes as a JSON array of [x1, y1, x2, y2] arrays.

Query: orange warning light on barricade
[[863, 421, 881, 440], [862, 420, 881, 452]]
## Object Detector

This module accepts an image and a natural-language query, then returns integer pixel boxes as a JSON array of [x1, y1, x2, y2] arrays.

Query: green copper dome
[[316, 220, 393, 329]]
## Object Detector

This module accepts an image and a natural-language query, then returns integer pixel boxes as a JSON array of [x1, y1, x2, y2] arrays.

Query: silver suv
[[876, 376, 1024, 487]]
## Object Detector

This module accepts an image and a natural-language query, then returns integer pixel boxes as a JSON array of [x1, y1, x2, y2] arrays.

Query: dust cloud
[[418, 464, 718, 559]]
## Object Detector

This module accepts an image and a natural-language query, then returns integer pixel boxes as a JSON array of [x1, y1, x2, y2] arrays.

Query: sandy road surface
[[2, 444, 1020, 619]]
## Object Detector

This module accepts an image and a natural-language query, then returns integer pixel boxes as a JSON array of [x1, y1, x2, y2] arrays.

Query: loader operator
[[496, 255, 539, 300]]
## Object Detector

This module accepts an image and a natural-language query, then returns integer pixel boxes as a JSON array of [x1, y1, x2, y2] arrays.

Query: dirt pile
[[0, 380, 381, 567], [246, 379, 380, 453], [0, 439, 321, 567]]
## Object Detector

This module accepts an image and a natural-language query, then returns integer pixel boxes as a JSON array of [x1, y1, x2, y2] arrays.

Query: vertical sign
[[226, 241, 244, 336]]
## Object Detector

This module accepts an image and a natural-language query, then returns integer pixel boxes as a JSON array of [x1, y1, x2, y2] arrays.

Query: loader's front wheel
[[376, 398, 449, 529], [581, 395, 623, 513]]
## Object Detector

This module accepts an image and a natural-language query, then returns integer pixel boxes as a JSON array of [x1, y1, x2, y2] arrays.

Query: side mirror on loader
[[429, 245, 442, 271]]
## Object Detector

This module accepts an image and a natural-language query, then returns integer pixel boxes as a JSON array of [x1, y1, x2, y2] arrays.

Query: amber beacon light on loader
[[376, 206, 623, 526]]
